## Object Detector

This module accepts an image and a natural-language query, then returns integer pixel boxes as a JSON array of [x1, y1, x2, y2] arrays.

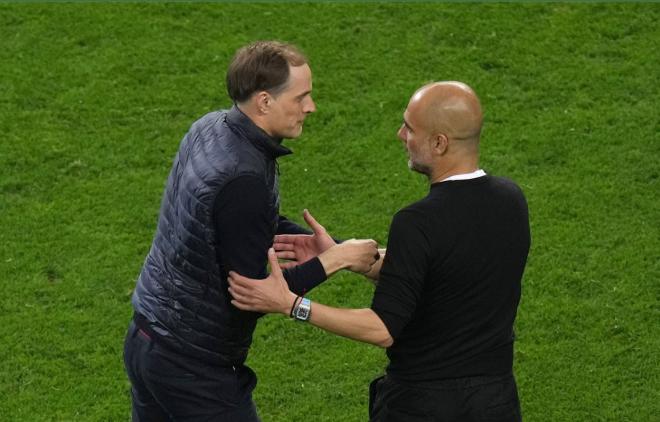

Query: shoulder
[[482, 176, 529, 217], [488, 175, 522, 190], [186, 110, 233, 148], [179, 110, 229, 150], [390, 201, 432, 233], [190, 110, 226, 132], [187, 110, 265, 174], [487, 175, 527, 200]]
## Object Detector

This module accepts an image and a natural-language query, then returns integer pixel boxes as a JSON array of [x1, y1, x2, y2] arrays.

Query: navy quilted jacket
[[131, 106, 290, 365]]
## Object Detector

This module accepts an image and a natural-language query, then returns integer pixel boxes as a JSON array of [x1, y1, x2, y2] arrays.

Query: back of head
[[416, 81, 483, 145], [226, 41, 308, 104]]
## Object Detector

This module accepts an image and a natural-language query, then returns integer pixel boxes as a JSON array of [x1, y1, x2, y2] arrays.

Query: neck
[[236, 103, 274, 137], [429, 161, 479, 184]]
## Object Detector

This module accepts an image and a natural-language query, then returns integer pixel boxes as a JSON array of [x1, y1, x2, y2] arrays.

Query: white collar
[[440, 169, 487, 183]]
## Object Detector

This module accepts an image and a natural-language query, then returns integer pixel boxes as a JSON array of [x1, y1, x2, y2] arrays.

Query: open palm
[[273, 209, 336, 269]]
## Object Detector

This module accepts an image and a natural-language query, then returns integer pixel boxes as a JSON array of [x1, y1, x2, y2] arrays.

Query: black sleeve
[[282, 258, 327, 296], [277, 215, 313, 235], [371, 209, 431, 340], [214, 176, 326, 293], [215, 176, 273, 279]]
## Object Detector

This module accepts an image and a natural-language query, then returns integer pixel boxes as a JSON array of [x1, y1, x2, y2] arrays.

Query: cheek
[[283, 105, 299, 121]]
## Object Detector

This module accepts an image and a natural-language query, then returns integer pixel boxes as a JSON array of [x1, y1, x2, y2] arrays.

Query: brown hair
[[226, 41, 308, 103]]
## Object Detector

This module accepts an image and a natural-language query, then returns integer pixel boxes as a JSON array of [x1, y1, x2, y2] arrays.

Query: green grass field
[[1, 3, 658, 421]]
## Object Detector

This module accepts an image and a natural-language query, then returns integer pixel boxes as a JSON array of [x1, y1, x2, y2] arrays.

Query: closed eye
[[296, 91, 312, 102]]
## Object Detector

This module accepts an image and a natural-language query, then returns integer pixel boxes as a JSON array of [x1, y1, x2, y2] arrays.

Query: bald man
[[228, 82, 531, 421]]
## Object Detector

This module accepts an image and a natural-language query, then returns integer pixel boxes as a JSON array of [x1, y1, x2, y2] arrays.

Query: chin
[[409, 161, 430, 176], [288, 127, 304, 139]]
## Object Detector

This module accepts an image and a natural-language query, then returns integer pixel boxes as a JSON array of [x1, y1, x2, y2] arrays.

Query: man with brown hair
[[124, 41, 378, 421], [229, 81, 530, 421]]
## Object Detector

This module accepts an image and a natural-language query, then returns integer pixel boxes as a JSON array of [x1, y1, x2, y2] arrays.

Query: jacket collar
[[226, 105, 292, 159]]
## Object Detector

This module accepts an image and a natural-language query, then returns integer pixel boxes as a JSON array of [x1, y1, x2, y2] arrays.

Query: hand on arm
[[228, 248, 297, 316], [274, 209, 336, 269], [317, 239, 379, 276], [228, 249, 393, 348]]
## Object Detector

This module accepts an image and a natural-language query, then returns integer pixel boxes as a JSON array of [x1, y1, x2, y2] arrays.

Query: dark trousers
[[369, 373, 521, 422], [123, 321, 260, 422]]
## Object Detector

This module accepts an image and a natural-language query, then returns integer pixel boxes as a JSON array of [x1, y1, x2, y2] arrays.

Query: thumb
[[268, 248, 284, 279], [303, 209, 325, 234]]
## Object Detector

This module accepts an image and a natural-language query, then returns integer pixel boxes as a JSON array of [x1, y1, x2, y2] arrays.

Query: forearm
[[307, 303, 393, 348], [282, 258, 327, 296], [316, 241, 379, 276], [317, 247, 348, 276], [227, 248, 391, 348]]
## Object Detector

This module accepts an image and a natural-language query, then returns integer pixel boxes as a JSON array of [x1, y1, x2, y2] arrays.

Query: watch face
[[294, 298, 311, 321]]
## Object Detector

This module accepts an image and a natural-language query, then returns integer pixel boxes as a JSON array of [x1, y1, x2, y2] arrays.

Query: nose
[[304, 96, 316, 114], [397, 125, 407, 143]]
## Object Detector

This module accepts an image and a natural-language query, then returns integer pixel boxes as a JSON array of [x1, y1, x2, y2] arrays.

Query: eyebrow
[[296, 90, 312, 99]]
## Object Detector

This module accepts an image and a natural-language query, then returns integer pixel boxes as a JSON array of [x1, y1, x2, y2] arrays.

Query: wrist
[[318, 244, 347, 276], [285, 292, 299, 316], [291, 296, 312, 322]]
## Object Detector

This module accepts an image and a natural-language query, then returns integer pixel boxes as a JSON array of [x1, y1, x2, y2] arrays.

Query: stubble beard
[[408, 159, 432, 178]]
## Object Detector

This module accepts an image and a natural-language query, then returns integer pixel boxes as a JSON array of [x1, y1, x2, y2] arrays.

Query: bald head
[[398, 81, 483, 181], [408, 81, 483, 144]]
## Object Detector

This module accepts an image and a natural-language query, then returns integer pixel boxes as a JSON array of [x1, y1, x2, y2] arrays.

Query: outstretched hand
[[273, 209, 336, 269], [228, 248, 296, 315]]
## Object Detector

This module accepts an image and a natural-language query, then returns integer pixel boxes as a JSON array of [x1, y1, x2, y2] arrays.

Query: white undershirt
[[440, 169, 487, 183]]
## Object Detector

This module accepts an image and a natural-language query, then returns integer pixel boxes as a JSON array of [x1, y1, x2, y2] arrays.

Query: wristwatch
[[292, 297, 312, 322]]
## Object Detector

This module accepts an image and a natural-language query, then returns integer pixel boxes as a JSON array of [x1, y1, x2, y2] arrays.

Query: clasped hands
[[228, 209, 380, 314]]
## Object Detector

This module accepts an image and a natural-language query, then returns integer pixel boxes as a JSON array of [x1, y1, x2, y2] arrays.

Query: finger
[[303, 209, 326, 234], [272, 242, 296, 251], [231, 299, 254, 312], [227, 274, 251, 289], [228, 270, 251, 283], [268, 248, 284, 279], [228, 287, 249, 303], [227, 282, 250, 297], [273, 235, 301, 244], [275, 251, 297, 260], [358, 264, 371, 274], [227, 278, 245, 295], [279, 261, 299, 270], [227, 282, 247, 299]]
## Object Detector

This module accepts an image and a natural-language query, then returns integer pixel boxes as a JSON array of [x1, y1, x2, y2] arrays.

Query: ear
[[431, 133, 449, 156], [254, 91, 271, 115]]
